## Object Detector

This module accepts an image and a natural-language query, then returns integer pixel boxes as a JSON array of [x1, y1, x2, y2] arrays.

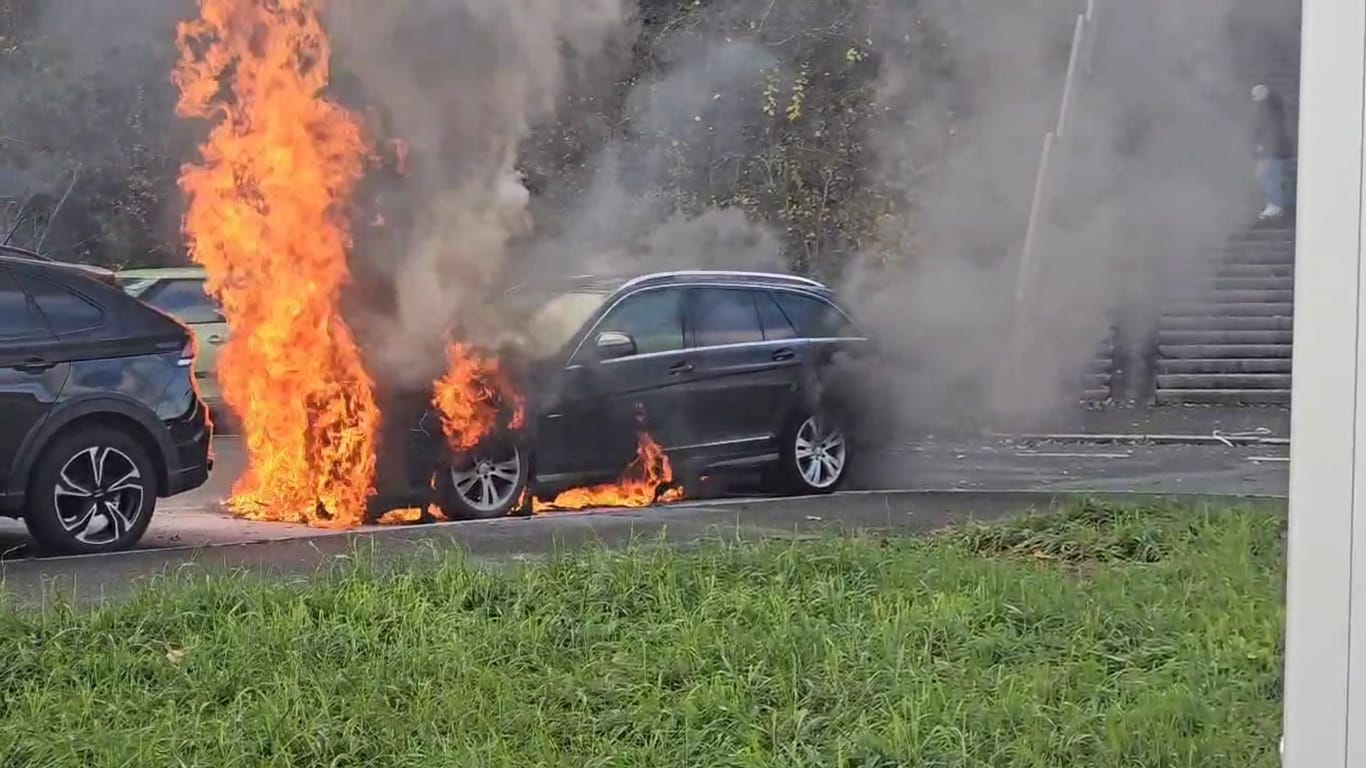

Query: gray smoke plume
[[840, 0, 1296, 433], [522, 37, 787, 279], [327, 0, 632, 387]]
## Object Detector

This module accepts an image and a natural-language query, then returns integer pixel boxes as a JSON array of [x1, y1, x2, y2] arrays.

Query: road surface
[[0, 435, 1287, 559]]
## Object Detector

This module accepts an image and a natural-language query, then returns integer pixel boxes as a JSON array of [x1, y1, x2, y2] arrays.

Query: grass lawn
[[0, 500, 1284, 767]]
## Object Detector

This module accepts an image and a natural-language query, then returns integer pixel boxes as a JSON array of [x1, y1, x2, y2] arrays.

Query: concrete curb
[[990, 432, 1290, 447], [1, 488, 1286, 607]]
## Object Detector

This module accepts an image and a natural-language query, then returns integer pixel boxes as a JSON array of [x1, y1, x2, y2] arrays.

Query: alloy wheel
[[52, 446, 146, 546], [449, 445, 523, 514], [794, 416, 847, 490]]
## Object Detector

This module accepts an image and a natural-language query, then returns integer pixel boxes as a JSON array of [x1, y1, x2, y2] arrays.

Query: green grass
[[0, 501, 1285, 767]]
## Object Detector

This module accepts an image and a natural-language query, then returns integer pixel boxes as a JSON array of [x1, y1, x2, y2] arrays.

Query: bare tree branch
[[36, 167, 80, 254], [1, 192, 34, 247]]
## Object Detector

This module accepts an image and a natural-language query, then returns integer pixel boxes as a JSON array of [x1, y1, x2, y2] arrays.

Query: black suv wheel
[[435, 437, 531, 519], [771, 408, 851, 495], [24, 426, 158, 555]]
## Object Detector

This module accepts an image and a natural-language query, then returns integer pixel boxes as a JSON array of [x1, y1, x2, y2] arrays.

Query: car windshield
[[521, 290, 608, 357]]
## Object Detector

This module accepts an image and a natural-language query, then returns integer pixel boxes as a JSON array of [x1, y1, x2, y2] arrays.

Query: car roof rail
[[617, 270, 828, 293]]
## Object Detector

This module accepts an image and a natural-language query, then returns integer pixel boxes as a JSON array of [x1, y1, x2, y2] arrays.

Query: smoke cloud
[[327, 0, 632, 387], [840, 0, 1296, 433]]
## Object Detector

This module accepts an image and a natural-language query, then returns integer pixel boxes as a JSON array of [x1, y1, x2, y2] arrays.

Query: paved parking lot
[[0, 435, 1288, 558]]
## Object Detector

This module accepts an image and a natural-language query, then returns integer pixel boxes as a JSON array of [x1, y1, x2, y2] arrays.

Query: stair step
[[1159, 358, 1293, 374], [1160, 329, 1293, 345], [1160, 315, 1293, 331], [1209, 263, 1295, 278], [1156, 373, 1292, 389], [1215, 249, 1296, 265], [1158, 343, 1292, 359], [1230, 228, 1295, 244], [1194, 289, 1296, 303], [1202, 276, 1295, 291], [1154, 388, 1291, 405], [1165, 303, 1294, 317]]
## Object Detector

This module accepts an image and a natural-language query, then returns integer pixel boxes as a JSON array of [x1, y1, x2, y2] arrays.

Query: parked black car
[[0, 246, 213, 554], [389, 270, 869, 519]]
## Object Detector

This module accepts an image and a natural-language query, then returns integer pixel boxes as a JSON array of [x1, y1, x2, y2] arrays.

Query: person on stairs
[[1251, 83, 1295, 221]]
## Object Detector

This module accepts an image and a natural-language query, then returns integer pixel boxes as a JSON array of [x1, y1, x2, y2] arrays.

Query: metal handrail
[[1009, 0, 1100, 386]]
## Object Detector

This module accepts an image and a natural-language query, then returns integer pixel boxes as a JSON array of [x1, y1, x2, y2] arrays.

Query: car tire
[[769, 406, 852, 496], [24, 426, 158, 555], [435, 437, 532, 520]]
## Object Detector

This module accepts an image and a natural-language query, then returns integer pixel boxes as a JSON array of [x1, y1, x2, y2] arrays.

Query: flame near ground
[[175, 0, 684, 526]]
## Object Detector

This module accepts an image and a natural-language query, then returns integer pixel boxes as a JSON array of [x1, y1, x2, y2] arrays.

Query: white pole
[[1281, 0, 1366, 762]]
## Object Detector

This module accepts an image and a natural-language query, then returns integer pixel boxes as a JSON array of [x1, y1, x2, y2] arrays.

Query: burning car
[[378, 269, 870, 519]]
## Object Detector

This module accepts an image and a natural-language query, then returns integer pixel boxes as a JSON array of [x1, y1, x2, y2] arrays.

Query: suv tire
[[770, 407, 851, 495], [435, 437, 532, 519], [24, 426, 158, 555]]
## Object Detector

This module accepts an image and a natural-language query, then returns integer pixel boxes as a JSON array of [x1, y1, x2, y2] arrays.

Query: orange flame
[[174, 0, 380, 528], [432, 342, 525, 453], [534, 431, 684, 513]]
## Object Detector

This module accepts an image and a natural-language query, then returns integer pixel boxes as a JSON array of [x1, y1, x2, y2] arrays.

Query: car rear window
[[0, 269, 49, 340], [771, 291, 857, 338], [755, 291, 798, 341], [142, 279, 223, 325], [18, 274, 104, 336], [688, 288, 764, 347]]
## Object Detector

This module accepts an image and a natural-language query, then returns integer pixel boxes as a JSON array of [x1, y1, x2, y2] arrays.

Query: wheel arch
[[10, 399, 173, 506]]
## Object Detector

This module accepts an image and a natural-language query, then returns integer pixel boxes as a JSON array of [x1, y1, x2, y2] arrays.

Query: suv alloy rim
[[449, 445, 523, 513], [795, 415, 846, 489], [52, 446, 146, 545]]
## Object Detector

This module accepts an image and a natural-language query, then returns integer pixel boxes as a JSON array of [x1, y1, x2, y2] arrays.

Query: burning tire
[[770, 408, 851, 495], [435, 438, 531, 519], [24, 427, 157, 555]]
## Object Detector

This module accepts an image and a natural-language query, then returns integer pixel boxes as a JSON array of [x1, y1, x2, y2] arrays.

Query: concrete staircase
[[1152, 225, 1294, 404]]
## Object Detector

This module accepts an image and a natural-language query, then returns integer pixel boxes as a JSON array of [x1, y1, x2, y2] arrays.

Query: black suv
[[390, 270, 868, 519], [0, 247, 213, 554]]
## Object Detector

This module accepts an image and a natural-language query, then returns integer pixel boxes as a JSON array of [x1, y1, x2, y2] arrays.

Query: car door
[[138, 279, 228, 402], [0, 267, 70, 501], [535, 286, 693, 484], [681, 286, 803, 454]]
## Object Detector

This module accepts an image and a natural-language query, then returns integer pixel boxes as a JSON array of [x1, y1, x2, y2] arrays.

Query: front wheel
[[435, 439, 531, 519], [24, 426, 158, 555], [769, 410, 851, 495]]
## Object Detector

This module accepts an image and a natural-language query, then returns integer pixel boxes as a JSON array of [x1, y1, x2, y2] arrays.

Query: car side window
[[688, 288, 765, 348], [755, 291, 798, 341], [593, 288, 684, 357], [0, 269, 50, 341], [772, 291, 855, 338], [143, 279, 223, 325], [17, 274, 103, 336]]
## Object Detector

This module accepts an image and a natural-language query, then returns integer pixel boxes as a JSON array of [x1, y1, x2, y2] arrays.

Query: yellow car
[[116, 267, 227, 405]]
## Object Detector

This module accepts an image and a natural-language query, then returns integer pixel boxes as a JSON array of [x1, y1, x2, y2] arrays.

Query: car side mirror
[[594, 330, 636, 361]]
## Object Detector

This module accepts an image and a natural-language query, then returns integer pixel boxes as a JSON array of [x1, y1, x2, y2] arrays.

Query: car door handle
[[207, 335, 225, 345], [9, 357, 56, 373], [771, 348, 796, 362], [668, 360, 694, 375]]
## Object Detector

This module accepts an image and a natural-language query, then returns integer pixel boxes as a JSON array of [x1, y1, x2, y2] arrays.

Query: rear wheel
[[24, 426, 158, 555], [769, 409, 851, 495], [436, 439, 531, 519]]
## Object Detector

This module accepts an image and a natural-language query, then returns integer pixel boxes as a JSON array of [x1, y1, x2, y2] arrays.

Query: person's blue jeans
[[1258, 157, 1295, 209]]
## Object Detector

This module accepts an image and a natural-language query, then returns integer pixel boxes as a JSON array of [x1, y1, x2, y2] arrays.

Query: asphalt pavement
[[0, 435, 1288, 557], [0, 434, 1289, 597]]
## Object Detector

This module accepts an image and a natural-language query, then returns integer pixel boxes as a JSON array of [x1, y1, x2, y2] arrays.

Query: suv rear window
[[689, 288, 764, 347], [0, 270, 49, 340], [19, 274, 104, 336], [771, 291, 856, 338]]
